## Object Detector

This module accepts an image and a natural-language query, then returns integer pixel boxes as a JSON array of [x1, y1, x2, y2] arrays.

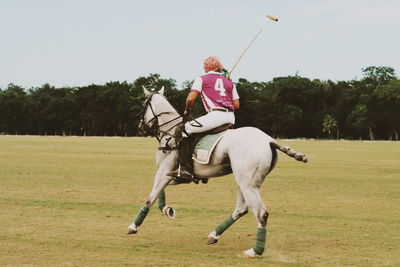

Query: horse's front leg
[[126, 172, 173, 234], [127, 154, 176, 234], [157, 190, 176, 219], [155, 150, 177, 218]]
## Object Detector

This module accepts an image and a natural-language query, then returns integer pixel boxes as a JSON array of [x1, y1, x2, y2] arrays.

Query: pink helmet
[[203, 56, 223, 72]]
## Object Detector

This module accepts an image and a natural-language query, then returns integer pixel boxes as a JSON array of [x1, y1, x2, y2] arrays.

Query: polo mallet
[[228, 15, 279, 79]]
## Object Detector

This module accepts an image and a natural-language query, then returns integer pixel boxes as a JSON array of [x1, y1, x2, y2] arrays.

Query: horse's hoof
[[207, 237, 218, 245], [207, 231, 219, 245], [242, 248, 261, 258], [126, 223, 138, 234], [126, 229, 137, 235], [162, 206, 176, 220]]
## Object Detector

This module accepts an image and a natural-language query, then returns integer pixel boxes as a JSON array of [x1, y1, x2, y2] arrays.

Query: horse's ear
[[142, 86, 151, 97], [158, 86, 165, 96]]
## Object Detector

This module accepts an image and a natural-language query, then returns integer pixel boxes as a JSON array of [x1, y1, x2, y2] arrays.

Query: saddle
[[192, 123, 233, 144], [180, 123, 233, 156], [171, 123, 233, 185]]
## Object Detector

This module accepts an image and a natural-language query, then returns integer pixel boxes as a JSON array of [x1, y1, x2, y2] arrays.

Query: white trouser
[[185, 111, 235, 135]]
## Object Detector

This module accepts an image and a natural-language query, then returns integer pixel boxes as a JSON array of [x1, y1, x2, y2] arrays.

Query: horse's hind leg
[[207, 187, 248, 245], [241, 185, 269, 258]]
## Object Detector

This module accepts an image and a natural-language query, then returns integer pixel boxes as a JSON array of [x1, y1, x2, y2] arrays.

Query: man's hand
[[185, 91, 199, 116]]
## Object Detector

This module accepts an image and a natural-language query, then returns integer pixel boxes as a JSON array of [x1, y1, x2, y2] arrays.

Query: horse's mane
[[151, 93, 181, 115]]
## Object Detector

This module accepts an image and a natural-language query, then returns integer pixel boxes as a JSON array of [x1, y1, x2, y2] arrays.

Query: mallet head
[[266, 15, 279, 21]]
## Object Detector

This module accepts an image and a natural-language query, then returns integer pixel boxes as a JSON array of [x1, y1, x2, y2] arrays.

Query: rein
[[139, 93, 183, 151]]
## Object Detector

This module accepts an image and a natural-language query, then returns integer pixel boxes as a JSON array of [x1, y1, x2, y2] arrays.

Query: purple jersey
[[191, 71, 239, 112]]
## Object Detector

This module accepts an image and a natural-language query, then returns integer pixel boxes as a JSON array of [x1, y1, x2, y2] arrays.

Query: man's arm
[[184, 91, 199, 115], [232, 84, 240, 110], [233, 99, 240, 110]]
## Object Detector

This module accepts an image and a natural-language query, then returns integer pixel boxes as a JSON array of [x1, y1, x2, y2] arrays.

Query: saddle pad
[[192, 131, 227, 164]]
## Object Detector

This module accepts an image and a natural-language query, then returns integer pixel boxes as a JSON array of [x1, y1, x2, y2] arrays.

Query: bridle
[[138, 93, 183, 150]]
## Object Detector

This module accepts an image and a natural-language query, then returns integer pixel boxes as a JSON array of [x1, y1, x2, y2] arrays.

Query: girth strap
[[158, 146, 179, 151]]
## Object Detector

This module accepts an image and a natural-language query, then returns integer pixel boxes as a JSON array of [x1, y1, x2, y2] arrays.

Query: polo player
[[168, 56, 240, 180]]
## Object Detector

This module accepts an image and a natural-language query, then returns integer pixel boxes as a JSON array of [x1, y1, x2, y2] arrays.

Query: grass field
[[0, 135, 399, 266]]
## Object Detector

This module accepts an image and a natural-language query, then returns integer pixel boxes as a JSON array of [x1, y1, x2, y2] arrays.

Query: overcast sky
[[1, 0, 399, 88]]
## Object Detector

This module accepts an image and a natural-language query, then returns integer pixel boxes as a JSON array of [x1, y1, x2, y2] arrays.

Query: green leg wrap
[[158, 191, 166, 212], [253, 228, 267, 255], [134, 206, 150, 227], [215, 216, 235, 236]]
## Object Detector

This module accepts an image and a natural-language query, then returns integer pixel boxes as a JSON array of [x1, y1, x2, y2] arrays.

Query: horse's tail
[[270, 142, 308, 163]]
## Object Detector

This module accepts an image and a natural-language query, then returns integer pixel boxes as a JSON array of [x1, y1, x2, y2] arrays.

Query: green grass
[[0, 136, 399, 266]]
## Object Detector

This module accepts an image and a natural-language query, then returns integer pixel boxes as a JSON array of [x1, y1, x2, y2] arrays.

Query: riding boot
[[167, 136, 194, 181]]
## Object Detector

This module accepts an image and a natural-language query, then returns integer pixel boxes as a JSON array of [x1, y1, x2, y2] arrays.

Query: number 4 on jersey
[[214, 78, 226, 96]]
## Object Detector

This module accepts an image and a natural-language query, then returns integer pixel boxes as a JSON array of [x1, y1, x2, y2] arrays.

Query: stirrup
[[167, 165, 194, 181], [172, 177, 192, 184]]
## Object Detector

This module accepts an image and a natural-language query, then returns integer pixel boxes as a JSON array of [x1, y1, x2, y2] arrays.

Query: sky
[[1, 0, 399, 89]]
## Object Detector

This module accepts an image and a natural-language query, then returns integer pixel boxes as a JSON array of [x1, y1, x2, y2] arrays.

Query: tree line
[[0, 66, 399, 140]]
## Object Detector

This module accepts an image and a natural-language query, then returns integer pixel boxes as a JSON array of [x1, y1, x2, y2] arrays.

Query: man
[[168, 56, 240, 181]]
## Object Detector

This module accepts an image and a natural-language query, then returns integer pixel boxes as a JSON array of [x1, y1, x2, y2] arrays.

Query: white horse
[[127, 87, 308, 258]]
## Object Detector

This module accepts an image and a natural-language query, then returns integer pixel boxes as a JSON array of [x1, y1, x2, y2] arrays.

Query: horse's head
[[137, 86, 165, 137]]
